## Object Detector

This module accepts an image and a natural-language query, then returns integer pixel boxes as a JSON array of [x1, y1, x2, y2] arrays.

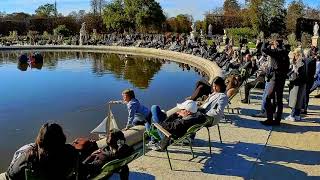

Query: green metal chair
[[152, 123, 203, 170], [144, 116, 222, 170], [91, 151, 140, 180]]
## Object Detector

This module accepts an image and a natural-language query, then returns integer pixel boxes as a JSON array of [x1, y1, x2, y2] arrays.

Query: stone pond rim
[[0, 45, 222, 84]]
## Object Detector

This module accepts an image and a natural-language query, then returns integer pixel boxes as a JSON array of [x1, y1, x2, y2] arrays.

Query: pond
[[0, 50, 206, 171]]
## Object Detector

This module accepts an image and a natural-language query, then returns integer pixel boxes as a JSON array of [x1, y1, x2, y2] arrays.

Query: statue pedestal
[[312, 36, 320, 47]]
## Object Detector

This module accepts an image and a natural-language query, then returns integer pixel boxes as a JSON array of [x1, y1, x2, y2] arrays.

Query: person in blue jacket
[[121, 89, 151, 129]]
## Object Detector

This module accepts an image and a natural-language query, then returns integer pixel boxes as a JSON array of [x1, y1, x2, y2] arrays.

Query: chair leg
[[217, 124, 222, 143], [166, 148, 173, 170], [188, 138, 195, 158], [206, 127, 212, 155], [143, 132, 147, 155]]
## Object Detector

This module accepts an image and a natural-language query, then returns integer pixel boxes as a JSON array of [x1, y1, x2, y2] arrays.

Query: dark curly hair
[[212, 76, 227, 93]]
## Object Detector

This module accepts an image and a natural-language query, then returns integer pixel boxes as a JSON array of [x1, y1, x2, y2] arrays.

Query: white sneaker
[[146, 141, 156, 147], [285, 115, 295, 121], [151, 143, 161, 151], [294, 116, 302, 121]]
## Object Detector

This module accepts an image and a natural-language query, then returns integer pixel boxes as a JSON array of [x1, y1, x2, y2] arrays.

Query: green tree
[[223, 0, 240, 15], [103, 0, 165, 32], [223, 0, 241, 28], [246, 0, 265, 33], [35, 3, 56, 17], [53, 25, 70, 37], [103, 0, 128, 31], [286, 0, 304, 34], [245, 0, 286, 35], [124, 0, 165, 32], [265, 0, 286, 34]]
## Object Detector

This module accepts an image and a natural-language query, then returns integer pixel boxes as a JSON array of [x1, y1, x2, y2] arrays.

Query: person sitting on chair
[[241, 54, 269, 103], [198, 76, 229, 120], [5, 123, 78, 180], [81, 129, 134, 180], [145, 100, 206, 150]]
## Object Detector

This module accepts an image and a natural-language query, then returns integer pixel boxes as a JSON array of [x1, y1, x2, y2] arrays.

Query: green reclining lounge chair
[[91, 151, 140, 180], [143, 116, 222, 170]]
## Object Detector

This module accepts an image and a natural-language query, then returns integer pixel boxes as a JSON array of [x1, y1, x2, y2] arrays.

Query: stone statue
[[223, 29, 228, 45], [79, 22, 88, 45], [190, 22, 197, 42], [191, 22, 196, 32], [208, 24, 213, 38], [314, 22, 319, 37]]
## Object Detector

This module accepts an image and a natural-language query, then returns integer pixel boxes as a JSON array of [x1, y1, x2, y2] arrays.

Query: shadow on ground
[[194, 140, 320, 179], [109, 171, 155, 180]]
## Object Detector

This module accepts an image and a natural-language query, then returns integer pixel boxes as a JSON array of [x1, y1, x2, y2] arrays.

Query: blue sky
[[0, 0, 320, 20]]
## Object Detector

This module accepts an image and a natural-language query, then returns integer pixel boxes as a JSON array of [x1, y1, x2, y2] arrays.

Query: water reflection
[[0, 51, 207, 89], [17, 62, 28, 71], [1, 51, 164, 89], [17, 62, 43, 71]]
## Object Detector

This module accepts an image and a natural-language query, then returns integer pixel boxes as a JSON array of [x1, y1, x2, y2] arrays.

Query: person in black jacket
[[303, 47, 317, 113], [81, 129, 133, 180], [260, 39, 290, 126], [5, 123, 78, 180], [145, 100, 205, 150]]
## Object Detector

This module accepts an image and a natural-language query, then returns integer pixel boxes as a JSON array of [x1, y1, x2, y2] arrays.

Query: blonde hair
[[293, 48, 303, 62], [122, 89, 135, 99]]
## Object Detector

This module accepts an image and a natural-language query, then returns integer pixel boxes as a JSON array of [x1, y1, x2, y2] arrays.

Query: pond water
[[0, 51, 205, 171]]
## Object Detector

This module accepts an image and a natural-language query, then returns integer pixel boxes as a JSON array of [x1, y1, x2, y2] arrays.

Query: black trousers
[[244, 76, 265, 100], [305, 81, 314, 110], [190, 80, 212, 101], [265, 78, 286, 122]]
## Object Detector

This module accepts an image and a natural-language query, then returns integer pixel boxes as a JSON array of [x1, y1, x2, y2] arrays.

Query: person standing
[[302, 48, 317, 113], [260, 39, 290, 126], [285, 49, 307, 121]]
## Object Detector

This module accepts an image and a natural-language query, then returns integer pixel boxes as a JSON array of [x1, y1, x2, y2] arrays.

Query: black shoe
[[301, 110, 307, 115], [260, 120, 280, 126], [272, 121, 281, 126], [241, 99, 248, 103], [252, 112, 266, 118]]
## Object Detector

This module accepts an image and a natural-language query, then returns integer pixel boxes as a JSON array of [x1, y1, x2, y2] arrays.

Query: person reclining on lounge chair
[[81, 129, 134, 180], [145, 100, 206, 150], [188, 75, 240, 101], [197, 77, 229, 120]]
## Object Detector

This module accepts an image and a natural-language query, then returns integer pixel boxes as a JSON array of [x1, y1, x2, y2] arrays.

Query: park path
[[125, 86, 320, 180]]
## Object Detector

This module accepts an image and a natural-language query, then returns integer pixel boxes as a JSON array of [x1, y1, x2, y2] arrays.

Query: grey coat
[[288, 61, 307, 109], [289, 84, 306, 109]]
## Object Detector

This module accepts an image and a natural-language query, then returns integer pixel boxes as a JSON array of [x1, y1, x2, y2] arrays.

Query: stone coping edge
[[0, 45, 222, 83]]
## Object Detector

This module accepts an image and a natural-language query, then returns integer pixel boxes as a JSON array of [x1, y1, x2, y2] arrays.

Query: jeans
[[261, 82, 271, 113], [145, 105, 167, 141]]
